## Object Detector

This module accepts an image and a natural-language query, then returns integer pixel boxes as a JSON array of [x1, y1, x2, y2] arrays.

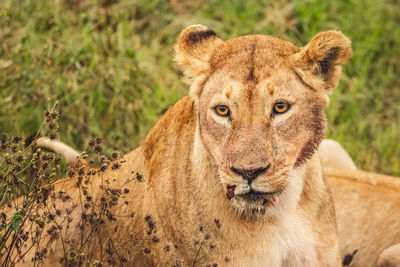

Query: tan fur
[[377, 244, 400, 267], [319, 139, 357, 170], [317, 142, 400, 266], [292, 31, 351, 91], [2, 25, 353, 266], [326, 168, 400, 267]]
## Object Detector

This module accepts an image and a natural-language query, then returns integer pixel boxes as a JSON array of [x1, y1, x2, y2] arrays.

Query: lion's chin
[[237, 190, 279, 205], [229, 193, 280, 219]]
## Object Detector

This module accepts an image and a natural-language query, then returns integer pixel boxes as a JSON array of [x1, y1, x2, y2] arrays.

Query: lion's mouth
[[226, 185, 281, 207]]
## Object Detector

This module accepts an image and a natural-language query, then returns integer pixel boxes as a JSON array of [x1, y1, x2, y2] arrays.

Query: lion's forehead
[[201, 35, 312, 117], [209, 35, 300, 83], [206, 70, 302, 105]]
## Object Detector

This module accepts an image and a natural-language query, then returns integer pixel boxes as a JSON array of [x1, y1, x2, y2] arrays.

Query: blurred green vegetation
[[0, 0, 399, 175]]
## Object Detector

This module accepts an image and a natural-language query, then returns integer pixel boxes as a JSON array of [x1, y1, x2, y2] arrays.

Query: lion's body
[[6, 138, 400, 266], [317, 141, 400, 267], [2, 25, 356, 266], [325, 168, 400, 267]]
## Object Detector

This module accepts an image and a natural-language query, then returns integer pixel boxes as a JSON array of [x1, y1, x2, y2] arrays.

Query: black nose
[[230, 164, 270, 184]]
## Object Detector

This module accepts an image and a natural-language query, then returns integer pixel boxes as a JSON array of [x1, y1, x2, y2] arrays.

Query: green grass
[[0, 0, 399, 176]]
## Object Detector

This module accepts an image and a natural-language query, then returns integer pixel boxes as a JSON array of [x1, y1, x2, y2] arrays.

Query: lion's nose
[[230, 163, 270, 184]]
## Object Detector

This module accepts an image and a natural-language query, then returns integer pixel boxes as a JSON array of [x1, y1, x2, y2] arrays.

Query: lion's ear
[[292, 31, 352, 91], [175, 24, 223, 78]]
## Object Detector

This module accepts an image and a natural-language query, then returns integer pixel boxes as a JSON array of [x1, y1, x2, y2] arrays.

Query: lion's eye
[[273, 101, 290, 114], [214, 105, 230, 117]]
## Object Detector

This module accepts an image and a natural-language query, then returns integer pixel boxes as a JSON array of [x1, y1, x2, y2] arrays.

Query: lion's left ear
[[175, 24, 224, 78], [292, 31, 352, 91]]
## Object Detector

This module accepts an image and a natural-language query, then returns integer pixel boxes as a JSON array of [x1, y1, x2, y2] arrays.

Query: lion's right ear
[[175, 25, 223, 78], [292, 31, 352, 91]]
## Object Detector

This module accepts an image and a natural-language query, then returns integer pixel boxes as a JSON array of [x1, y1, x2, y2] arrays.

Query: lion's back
[[326, 169, 400, 266]]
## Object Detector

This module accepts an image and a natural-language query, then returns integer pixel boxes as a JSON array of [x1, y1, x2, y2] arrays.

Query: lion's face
[[198, 65, 326, 214], [175, 25, 351, 217]]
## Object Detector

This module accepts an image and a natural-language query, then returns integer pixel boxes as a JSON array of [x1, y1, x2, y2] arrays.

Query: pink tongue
[[226, 185, 236, 200]]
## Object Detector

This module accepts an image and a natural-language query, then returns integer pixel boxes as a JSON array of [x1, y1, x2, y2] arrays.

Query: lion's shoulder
[[143, 96, 196, 167]]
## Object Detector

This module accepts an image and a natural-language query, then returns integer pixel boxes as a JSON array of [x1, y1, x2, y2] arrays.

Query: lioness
[[2, 25, 353, 266]]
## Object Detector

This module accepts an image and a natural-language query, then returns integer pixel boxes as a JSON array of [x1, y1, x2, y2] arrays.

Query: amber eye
[[273, 101, 290, 114], [214, 105, 230, 117]]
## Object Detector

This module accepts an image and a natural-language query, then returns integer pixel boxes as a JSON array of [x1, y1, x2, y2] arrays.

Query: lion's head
[[175, 25, 351, 217]]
